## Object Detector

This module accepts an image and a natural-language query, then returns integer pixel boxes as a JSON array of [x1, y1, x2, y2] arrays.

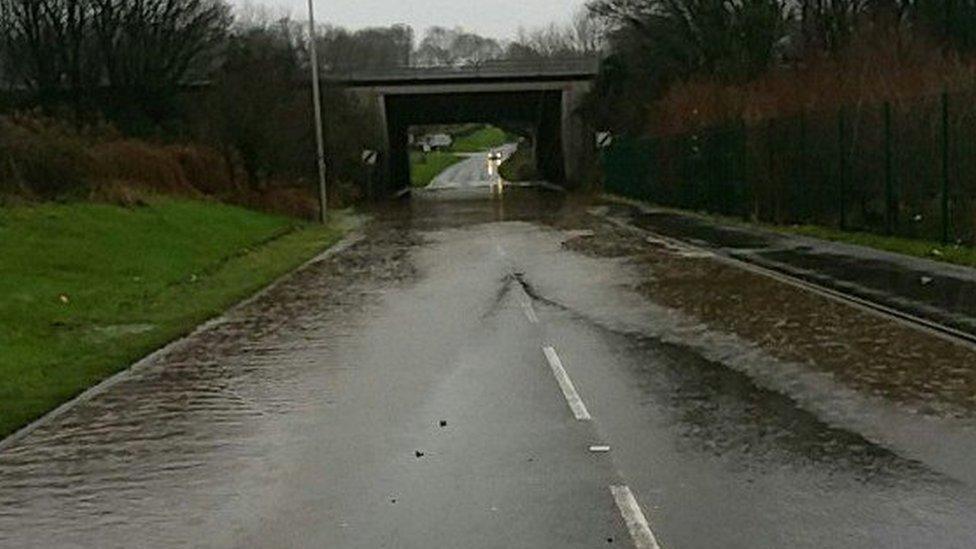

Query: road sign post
[[941, 90, 951, 244], [362, 149, 378, 200]]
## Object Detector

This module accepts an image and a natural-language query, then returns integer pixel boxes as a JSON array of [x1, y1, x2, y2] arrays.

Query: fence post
[[798, 110, 807, 223], [838, 107, 847, 231], [767, 118, 776, 223], [884, 101, 895, 235], [740, 121, 750, 221], [941, 90, 951, 245]]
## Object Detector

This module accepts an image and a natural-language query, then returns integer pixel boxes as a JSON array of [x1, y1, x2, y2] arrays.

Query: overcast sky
[[230, 0, 587, 40]]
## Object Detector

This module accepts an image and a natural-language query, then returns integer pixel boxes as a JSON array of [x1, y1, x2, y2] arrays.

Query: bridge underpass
[[327, 59, 598, 194]]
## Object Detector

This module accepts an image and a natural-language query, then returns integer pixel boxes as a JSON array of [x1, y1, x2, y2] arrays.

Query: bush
[[0, 116, 93, 198], [89, 140, 196, 195], [165, 145, 241, 195], [0, 113, 319, 218]]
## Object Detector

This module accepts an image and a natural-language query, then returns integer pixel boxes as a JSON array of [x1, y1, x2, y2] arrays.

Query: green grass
[[449, 126, 513, 153], [781, 225, 976, 269], [410, 151, 464, 187], [609, 195, 976, 270], [0, 199, 344, 438]]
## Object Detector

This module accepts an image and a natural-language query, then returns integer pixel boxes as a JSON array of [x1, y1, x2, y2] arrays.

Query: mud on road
[[561, 209, 976, 420]]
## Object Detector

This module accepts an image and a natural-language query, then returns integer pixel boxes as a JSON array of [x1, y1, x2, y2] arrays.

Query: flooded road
[[427, 143, 516, 190], [3, 188, 976, 548]]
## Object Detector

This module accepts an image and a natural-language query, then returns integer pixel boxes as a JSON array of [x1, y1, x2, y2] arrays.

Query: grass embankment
[[782, 225, 976, 269], [0, 199, 343, 438], [410, 151, 464, 187], [449, 126, 513, 153], [613, 196, 976, 270]]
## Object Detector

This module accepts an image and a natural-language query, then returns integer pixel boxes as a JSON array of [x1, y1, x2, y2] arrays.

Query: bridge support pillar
[[561, 82, 594, 188]]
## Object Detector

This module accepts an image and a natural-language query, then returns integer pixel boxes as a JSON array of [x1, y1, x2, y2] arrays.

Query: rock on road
[[2, 188, 976, 548]]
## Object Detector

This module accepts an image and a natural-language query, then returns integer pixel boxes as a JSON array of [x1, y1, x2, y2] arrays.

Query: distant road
[[427, 143, 517, 190]]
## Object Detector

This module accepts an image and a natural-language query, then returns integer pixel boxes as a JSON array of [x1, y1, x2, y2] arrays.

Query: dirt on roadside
[[561, 215, 976, 419]]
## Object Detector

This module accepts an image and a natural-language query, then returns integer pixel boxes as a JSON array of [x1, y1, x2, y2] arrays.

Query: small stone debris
[[920, 276, 934, 286], [415, 450, 425, 458], [58, 293, 70, 304]]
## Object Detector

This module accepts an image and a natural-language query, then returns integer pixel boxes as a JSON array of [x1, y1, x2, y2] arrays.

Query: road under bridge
[[326, 59, 598, 193]]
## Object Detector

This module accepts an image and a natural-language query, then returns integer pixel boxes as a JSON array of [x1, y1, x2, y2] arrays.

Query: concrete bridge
[[324, 58, 599, 193]]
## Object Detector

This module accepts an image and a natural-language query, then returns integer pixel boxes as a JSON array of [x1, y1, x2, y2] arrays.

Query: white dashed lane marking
[[611, 485, 662, 549], [542, 346, 591, 421]]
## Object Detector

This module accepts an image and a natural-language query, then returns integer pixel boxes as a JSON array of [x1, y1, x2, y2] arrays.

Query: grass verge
[[449, 126, 513, 153], [781, 225, 976, 269], [609, 194, 976, 269], [0, 198, 344, 438], [410, 151, 464, 187]]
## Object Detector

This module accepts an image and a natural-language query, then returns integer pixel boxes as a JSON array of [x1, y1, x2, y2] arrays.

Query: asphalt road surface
[[427, 143, 517, 190], [2, 188, 976, 548]]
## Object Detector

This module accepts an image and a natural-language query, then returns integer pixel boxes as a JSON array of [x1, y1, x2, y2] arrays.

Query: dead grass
[[650, 26, 976, 135], [240, 185, 319, 220], [0, 113, 314, 218], [0, 115, 94, 198], [90, 140, 198, 195]]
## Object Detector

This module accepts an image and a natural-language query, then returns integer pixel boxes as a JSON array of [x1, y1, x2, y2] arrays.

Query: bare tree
[[571, 6, 608, 53], [1, 0, 96, 105], [415, 26, 503, 66], [505, 8, 608, 59], [90, 0, 231, 121], [317, 24, 413, 70], [0, 0, 229, 123], [588, 0, 792, 81]]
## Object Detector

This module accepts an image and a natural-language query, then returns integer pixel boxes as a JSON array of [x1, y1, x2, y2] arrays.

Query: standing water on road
[[3, 189, 976, 548]]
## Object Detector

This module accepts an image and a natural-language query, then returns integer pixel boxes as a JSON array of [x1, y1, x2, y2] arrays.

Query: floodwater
[[2, 188, 976, 548]]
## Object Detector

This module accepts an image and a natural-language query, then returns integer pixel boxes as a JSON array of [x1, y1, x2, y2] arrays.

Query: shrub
[[89, 140, 196, 195], [0, 115, 94, 198], [165, 144, 241, 195]]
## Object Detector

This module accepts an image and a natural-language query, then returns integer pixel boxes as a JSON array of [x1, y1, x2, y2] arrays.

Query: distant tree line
[[0, 1, 602, 125], [0, 0, 231, 125], [585, 0, 976, 132], [0, 1, 603, 201]]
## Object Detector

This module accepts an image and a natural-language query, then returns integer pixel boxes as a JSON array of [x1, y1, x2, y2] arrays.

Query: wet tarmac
[[426, 144, 516, 190], [2, 188, 976, 548], [607, 203, 976, 335]]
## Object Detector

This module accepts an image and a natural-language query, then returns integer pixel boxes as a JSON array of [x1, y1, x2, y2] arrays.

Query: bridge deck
[[323, 57, 599, 87]]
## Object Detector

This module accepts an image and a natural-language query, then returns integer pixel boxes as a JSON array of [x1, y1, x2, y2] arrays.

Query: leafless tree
[[91, 0, 230, 93], [571, 7, 608, 53], [317, 24, 414, 70], [505, 7, 608, 59], [415, 26, 503, 66], [1, 0, 96, 104]]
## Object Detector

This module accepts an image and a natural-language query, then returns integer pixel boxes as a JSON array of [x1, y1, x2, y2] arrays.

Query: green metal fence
[[603, 90, 976, 246]]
